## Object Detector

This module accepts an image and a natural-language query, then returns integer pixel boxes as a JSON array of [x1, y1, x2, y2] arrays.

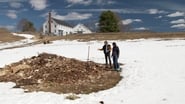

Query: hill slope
[[0, 28, 24, 42]]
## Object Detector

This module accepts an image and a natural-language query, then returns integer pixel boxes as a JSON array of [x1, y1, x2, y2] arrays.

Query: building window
[[55, 25, 57, 28]]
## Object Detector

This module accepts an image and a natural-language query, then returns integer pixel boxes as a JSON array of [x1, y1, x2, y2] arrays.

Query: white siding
[[57, 25, 73, 36], [43, 22, 48, 35], [43, 20, 53, 35], [73, 24, 92, 34], [43, 19, 92, 36]]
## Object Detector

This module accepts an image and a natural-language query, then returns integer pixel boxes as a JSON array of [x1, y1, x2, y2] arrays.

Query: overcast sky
[[0, 0, 185, 32]]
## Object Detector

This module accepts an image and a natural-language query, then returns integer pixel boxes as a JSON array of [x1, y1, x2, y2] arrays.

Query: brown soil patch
[[0, 53, 122, 94]]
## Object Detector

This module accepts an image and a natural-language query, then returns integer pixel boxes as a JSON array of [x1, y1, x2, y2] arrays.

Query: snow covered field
[[0, 34, 185, 104]]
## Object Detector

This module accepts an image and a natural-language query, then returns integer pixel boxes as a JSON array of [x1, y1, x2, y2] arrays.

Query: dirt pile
[[0, 53, 122, 94]]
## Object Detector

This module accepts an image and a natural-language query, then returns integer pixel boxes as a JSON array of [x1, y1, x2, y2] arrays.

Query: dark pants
[[104, 53, 111, 67], [113, 56, 119, 70]]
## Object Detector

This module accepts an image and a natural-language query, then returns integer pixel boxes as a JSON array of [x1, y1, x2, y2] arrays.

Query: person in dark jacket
[[112, 42, 120, 70], [99, 41, 112, 68]]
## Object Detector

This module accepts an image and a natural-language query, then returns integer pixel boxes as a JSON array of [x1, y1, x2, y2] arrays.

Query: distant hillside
[[0, 28, 24, 42]]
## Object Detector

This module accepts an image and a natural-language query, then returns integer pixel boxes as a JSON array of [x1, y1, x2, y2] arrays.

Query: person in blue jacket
[[112, 42, 120, 71]]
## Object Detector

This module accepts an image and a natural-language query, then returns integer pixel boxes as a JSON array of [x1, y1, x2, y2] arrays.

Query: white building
[[73, 23, 92, 34], [43, 12, 92, 36]]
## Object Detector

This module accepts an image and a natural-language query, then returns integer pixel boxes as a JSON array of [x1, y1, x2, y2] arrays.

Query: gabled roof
[[52, 18, 72, 28]]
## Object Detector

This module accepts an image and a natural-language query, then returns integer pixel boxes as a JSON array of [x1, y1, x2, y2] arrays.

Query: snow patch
[[0, 38, 185, 104]]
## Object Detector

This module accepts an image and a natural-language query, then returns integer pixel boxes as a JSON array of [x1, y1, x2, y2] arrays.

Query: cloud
[[107, 1, 116, 4], [48, 11, 92, 21], [71, 9, 128, 13], [153, 1, 185, 12], [9, 2, 22, 8], [168, 17, 185, 29], [0, 0, 25, 2], [0, 0, 24, 9], [122, 19, 142, 25], [133, 27, 149, 31], [147, 9, 167, 14], [170, 19, 185, 24], [96, 0, 115, 5], [167, 11, 184, 17], [6, 10, 17, 19], [171, 24, 185, 29], [70, 8, 168, 15], [29, 0, 47, 10], [66, 0, 115, 7], [156, 15, 162, 19], [66, 0, 92, 6]]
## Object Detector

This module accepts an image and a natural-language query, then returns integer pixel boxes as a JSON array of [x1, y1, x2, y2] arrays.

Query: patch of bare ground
[[0, 53, 122, 94], [0, 28, 25, 42]]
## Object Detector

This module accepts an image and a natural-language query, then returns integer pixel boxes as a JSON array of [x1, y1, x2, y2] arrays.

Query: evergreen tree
[[99, 10, 120, 32]]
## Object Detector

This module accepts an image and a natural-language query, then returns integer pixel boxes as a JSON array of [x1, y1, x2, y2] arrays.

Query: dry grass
[[65, 94, 80, 100], [1, 30, 185, 43], [0, 28, 25, 42], [35, 32, 185, 42]]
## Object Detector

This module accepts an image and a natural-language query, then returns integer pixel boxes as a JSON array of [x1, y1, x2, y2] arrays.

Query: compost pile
[[0, 53, 122, 94]]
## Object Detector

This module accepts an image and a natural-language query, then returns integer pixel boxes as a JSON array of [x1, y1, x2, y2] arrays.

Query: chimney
[[48, 12, 51, 34]]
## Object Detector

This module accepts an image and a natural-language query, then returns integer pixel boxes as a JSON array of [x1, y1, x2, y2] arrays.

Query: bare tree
[[17, 18, 36, 32]]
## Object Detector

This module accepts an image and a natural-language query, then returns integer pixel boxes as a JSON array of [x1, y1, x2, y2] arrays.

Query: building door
[[58, 30, 63, 36]]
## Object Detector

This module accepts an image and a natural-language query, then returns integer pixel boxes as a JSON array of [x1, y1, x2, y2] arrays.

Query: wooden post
[[87, 45, 90, 61]]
